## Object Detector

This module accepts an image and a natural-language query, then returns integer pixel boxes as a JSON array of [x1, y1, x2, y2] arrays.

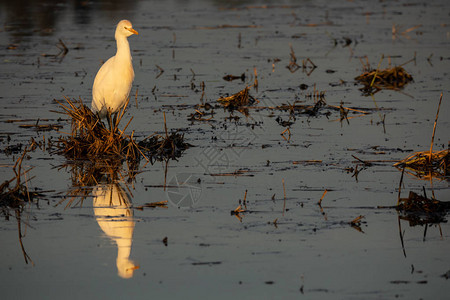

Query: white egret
[[91, 20, 138, 128]]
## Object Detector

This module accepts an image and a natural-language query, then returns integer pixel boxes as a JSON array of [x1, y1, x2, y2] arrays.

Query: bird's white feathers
[[91, 20, 137, 118]]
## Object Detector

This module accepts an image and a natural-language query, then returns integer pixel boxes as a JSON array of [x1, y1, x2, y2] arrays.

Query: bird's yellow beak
[[127, 28, 139, 35]]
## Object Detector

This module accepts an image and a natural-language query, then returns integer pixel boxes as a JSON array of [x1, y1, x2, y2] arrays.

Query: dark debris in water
[[138, 131, 191, 162], [19, 123, 63, 132], [2, 143, 23, 155], [397, 191, 450, 226], [134, 201, 168, 210], [223, 73, 246, 82], [441, 270, 450, 279]]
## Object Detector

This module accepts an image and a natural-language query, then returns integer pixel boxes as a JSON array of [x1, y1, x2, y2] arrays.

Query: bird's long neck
[[115, 35, 132, 63]]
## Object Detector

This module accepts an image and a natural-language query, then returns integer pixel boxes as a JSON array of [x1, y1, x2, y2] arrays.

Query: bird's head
[[116, 20, 138, 38]]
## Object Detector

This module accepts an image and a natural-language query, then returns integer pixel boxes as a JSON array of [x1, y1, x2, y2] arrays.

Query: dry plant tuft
[[355, 56, 413, 94], [217, 86, 256, 109], [0, 147, 42, 215], [355, 66, 413, 94], [394, 149, 449, 179], [54, 97, 140, 160], [54, 97, 189, 163], [217, 86, 258, 117], [394, 93, 447, 180]]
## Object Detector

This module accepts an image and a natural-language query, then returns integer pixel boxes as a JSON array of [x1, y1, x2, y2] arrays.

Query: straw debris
[[356, 66, 412, 93], [217, 86, 256, 109], [394, 149, 449, 179], [394, 93, 447, 179], [53, 98, 189, 163], [54, 97, 140, 160], [355, 56, 413, 94]]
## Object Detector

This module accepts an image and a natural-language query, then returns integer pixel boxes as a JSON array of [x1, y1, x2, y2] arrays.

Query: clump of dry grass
[[355, 66, 413, 90], [54, 98, 189, 163], [217, 86, 258, 117], [394, 149, 449, 179], [217, 86, 256, 109], [394, 93, 447, 180], [355, 56, 413, 94], [355, 67, 413, 93], [54, 97, 141, 161]]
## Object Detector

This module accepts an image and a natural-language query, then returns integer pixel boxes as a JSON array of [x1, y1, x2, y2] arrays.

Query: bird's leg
[[96, 112, 103, 126], [106, 110, 113, 131], [112, 113, 118, 131]]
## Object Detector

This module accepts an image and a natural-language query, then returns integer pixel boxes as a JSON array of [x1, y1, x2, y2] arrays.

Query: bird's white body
[[91, 20, 138, 119]]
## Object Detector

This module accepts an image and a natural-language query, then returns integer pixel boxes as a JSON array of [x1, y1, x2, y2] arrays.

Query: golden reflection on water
[[92, 183, 139, 279]]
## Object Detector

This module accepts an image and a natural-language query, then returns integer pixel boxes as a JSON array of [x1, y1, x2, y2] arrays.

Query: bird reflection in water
[[92, 182, 139, 279]]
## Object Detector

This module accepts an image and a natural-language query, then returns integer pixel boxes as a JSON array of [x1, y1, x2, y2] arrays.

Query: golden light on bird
[[125, 27, 139, 35], [91, 20, 138, 128]]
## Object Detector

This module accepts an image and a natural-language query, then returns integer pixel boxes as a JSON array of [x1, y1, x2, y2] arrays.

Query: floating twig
[[318, 189, 328, 206], [282, 179, 286, 215], [429, 93, 443, 162]]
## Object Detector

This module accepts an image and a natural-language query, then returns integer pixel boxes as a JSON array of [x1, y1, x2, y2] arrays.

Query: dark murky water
[[1, 0, 449, 299]]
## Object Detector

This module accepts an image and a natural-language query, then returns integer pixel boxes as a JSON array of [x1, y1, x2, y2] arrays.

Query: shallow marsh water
[[0, 0, 449, 299]]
